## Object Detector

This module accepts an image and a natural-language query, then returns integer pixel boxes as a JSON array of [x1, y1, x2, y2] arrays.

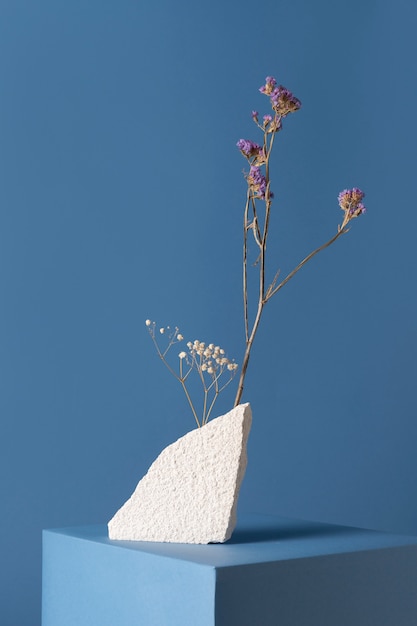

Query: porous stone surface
[[108, 403, 252, 544]]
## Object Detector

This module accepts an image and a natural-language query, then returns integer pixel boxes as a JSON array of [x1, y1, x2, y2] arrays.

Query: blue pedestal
[[42, 514, 417, 626]]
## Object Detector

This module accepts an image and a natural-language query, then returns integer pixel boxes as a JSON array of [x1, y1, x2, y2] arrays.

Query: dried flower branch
[[145, 320, 238, 427], [233, 76, 366, 406], [145, 75, 366, 427]]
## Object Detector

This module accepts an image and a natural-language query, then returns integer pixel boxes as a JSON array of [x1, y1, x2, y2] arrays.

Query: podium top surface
[[45, 513, 417, 569]]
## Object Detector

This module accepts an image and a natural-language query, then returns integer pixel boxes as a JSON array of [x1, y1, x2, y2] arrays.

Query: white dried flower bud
[[208, 344, 214, 350], [177, 334, 184, 341], [201, 364, 208, 371], [159, 328, 165, 334], [207, 366, 214, 374], [178, 351, 186, 359], [187, 342, 192, 349], [145, 319, 151, 326], [220, 349, 225, 354]]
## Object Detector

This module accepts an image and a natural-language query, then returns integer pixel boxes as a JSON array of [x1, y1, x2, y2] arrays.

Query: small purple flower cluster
[[270, 86, 301, 116], [338, 188, 366, 218], [262, 114, 282, 133], [259, 76, 301, 117], [237, 76, 301, 202], [236, 139, 262, 159], [259, 76, 277, 96], [236, 138, 269, 197], [248, 166, 271, 200]]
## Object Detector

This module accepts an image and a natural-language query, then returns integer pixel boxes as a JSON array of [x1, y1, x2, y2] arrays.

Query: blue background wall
[[1, 0, 416, 623]]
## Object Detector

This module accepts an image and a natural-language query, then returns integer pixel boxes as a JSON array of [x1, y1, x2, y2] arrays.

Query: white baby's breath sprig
[[145, 320, 238, 427]]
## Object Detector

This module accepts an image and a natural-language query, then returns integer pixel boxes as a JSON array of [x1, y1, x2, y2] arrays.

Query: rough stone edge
[[108, 402, 252, 544], [219, 402, 252, 542]]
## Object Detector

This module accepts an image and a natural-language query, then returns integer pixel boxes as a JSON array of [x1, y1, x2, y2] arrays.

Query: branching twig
[[234, 76, 366, 407]]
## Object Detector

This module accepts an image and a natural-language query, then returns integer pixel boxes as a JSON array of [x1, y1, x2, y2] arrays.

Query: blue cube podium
[[42, 513, 417, 625]]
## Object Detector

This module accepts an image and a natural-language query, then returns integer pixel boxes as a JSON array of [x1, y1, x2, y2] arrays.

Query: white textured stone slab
[[108, 403, 252, 544]]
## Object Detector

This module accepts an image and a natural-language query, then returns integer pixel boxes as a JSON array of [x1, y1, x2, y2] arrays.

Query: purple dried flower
[[247, 166, 273, 200], [338, 188, 366, 219], [249, 165, 264, 182], [338, 188, 365, 207], [263, 114, 272, 125], [259, 76, 277, 95], [251, 110, 259, 120], [236, 139, 262, 159], [270, 85, 301, 116], [270, 115, 282, 133]]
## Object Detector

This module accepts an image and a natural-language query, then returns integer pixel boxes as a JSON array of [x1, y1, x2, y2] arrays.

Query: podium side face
[[42, 529, 216, 626]]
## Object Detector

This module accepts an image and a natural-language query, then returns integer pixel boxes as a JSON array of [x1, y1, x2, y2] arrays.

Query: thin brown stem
[[243, 191, 250, 342], [234, 300, 264, 407], [266, 226, 348, 302], [235, 128, 275, 407], [179, 378, 201, 428], [179, 358, 201, 428], [234, 224, 349, 407]]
